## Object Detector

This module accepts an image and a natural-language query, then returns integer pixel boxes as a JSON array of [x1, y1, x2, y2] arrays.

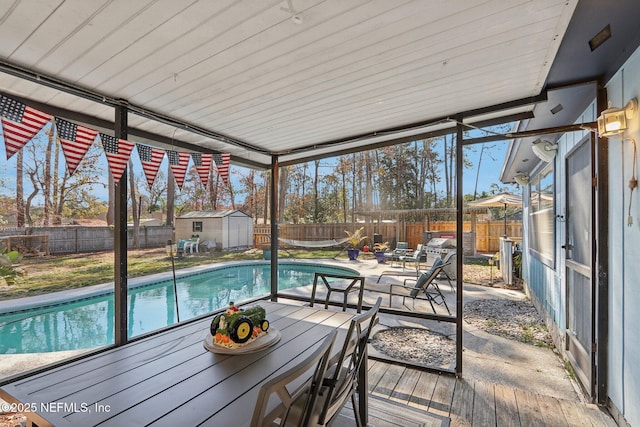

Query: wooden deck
[[363, 359, 616, 427]]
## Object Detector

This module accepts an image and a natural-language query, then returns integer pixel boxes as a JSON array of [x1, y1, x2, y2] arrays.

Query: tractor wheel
[[210, 317, 220, 336], [260, 319, 270, 332], [230, 317, 254, 343]]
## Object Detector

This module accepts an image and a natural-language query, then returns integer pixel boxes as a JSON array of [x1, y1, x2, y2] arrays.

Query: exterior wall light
[[514, 173, 529, 186], [597, 98, 638, 138], [531, 139, 558, 163]]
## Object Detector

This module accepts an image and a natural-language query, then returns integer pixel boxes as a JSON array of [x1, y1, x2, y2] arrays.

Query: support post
[[455, 114, 464, 376], [114, 105, 128, 346], [270, 155, 279, 300], [595, 82, 609, 403]]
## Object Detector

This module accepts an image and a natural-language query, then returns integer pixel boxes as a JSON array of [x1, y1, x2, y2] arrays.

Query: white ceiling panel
[[0, 0, 580, 167]]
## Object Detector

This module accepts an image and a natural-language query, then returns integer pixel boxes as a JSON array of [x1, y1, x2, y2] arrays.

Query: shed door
[[564, 138, 594, 398]]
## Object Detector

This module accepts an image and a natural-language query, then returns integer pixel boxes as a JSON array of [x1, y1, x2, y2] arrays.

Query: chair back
[[250, 330, 337, 427], [315, 297, 382, 426], [409, 257, 444, 298]]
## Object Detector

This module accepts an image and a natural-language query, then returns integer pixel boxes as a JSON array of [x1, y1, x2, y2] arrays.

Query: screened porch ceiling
[[1, 0, 638, 169]]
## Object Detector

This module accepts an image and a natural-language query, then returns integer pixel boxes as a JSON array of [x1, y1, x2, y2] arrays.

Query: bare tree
[[128, 159, 139, 248]]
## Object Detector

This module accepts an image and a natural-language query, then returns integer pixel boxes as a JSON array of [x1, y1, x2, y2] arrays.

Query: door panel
[[565, 139, 594, 398]]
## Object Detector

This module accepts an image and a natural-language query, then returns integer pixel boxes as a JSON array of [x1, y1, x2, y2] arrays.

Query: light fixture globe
[[531, 139, 558, 163], [597, 98, 638, 138]]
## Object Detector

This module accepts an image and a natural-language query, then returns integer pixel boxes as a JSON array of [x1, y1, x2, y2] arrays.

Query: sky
[[0, 124, 514, 207]]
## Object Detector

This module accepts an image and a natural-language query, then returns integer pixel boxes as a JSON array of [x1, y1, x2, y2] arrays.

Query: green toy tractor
[[210, 304, 270, 344]]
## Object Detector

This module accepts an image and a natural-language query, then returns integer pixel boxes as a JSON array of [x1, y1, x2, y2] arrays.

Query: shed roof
[[177, 210, 251, 219]]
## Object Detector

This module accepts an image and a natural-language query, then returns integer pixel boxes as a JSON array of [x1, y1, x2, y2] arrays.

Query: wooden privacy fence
[[0, 226, 173, 255], [254, 221, 522, 254]]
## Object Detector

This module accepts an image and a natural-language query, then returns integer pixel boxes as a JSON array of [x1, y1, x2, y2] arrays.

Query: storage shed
[[175, 210, 253, 251]]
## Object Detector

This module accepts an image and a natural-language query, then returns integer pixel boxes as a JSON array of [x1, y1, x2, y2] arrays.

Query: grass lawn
[[0, 247, 346, 300]]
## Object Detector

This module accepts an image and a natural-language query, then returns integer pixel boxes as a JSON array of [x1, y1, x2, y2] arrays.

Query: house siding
[[604, 49, 640, 426], [519, 45, 640, 426]]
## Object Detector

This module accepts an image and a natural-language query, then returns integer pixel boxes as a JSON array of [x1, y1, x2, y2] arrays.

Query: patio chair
[[250, 330, 337, 427], [305, 297, 382, 427], [398, 243, 424, 270], [310, 272, 365, 313], [184, 236, 200, 254], [388, 258, 452, 314], [383, 241, 410, 266]]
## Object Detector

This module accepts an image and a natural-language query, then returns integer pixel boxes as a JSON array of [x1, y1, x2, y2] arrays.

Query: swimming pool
[[0, 261, 358, 354]]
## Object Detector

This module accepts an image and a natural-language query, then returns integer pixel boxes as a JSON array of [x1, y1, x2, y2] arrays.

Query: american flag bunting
[[168, 150, 190, 191], [212, 152, 231, 184], [0, 95, 52, 159], [192, 153, 213, 188], [99, 133, 134, 182], [137, 143, 165, 189], [56, 118, 98, 175]]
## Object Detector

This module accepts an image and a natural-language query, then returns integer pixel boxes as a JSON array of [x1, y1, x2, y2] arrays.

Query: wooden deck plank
[[558, 399, 617, 427], [371, 363, 405, 397], [428, 374, 456, 418], [367, 359, 388, 393], [472, 381, 496, 427], [513, 389, 545, 427], [390, 367, 420, 404], [450, 378, 474, 427], [494, 384, 521, 427], [536, 395, 570, 427], [407, 369, 438, 410]]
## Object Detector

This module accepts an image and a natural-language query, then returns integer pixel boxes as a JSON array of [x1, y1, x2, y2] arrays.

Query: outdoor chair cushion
[[410, 257, 443, 297]]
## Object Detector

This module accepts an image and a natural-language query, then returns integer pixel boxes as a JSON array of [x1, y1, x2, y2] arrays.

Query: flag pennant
[[167, 149, 180, 166], [56, 117, 98, 175], [99, 133, 134, 182], [137, 143, 165, 189], [193, 153, 213, 188], [0, 95, 52, 159], [213, 152, 231, 184], [169, 151, 190, 191]]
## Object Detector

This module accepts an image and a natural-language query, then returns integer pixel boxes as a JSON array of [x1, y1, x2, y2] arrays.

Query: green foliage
[[345, 226, 367, 249]]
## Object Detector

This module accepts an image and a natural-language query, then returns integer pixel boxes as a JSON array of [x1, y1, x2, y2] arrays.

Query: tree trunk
[[43, 127, 53, 225], [16, 150, 24, 227], [166, 164, 175, 228], [106, 171, 115, 225], [129, 159, 139, 248], [313, 160, 320, 222], [25, 170, 40, 227], [278, 166, 288, 223], [52, 134, 61, 225]]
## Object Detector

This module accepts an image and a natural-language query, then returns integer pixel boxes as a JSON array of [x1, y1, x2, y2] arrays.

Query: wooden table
[[0, 301, 364, 426]]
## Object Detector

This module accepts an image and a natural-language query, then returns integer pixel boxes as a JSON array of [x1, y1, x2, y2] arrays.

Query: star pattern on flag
[[213, 152, 231, 184], [99, 133, 134, 182], [56, 117, 98, 175], [137, 143, 165, 189], [167, 149, 180, 166], [193, 153, 212, 188], [169, 151, 190, 191], [0, 95, 52, 159]]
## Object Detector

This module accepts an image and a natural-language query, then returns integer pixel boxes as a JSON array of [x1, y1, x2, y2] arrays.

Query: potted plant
[[344, 227, 367, 260], [373, 242, 389, 264]]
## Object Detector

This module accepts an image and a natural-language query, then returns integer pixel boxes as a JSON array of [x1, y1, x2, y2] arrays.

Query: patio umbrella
[[468, 192, 522, 236]]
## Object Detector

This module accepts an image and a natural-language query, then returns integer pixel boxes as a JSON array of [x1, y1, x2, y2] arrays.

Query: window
[[193, 221, 203, 232], [529, 164, 554, 263]]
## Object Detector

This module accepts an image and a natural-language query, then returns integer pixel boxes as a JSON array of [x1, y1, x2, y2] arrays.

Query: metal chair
[[389, 258, 452, 314], [308, 297, 382, 427], [310, 272, 365, 313], [250, 330, 337, 427]]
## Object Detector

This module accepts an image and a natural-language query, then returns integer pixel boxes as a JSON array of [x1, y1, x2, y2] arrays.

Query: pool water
[[0, 262, 357, 354]]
